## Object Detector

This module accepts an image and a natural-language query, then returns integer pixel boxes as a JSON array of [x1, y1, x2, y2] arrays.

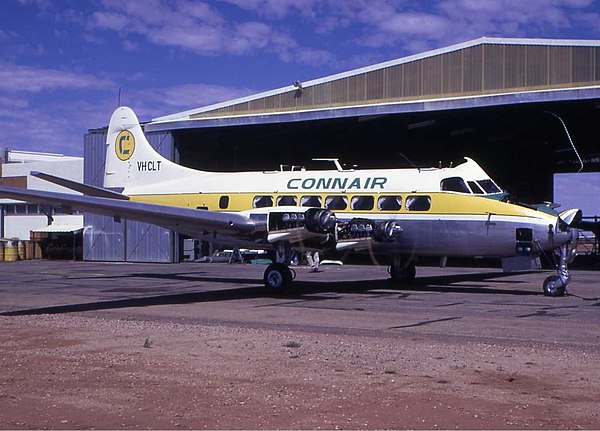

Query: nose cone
[[559, 208, 582, 227]]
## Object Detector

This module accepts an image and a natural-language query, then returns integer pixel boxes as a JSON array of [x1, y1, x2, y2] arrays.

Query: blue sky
[[2, 0, 600, 156]]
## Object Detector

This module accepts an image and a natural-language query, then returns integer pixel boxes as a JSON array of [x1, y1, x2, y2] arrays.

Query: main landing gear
[[263, 262, 294, 291], [389, 255, 416, 283], [263, 244, 295, 292]]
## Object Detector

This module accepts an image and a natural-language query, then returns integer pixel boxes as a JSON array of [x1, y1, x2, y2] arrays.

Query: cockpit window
[[467, 181, 484, 194], [441, 177, 471, 193], [477, 179, 501, 194]]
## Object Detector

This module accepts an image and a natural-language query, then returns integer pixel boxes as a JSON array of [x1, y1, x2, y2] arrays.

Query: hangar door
[[83, 129, 177, 262]]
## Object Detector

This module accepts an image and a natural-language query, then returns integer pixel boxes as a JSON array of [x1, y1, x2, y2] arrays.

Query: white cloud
[[0, 62, 114, 93], [87, 0, 328, 66]]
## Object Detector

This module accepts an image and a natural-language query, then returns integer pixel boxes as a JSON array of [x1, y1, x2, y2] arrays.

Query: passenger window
[[468, 181, 484, 194], [325, 195, 348, 210], [276, 195, 297, 206], [253, 195, 273, 208], [441, 177, 471, 193], [406, 195, 431, 211], [301, 195, 322, 207], [219, 196, 229, 209], [351, 196, 374, 210], [377, 196, 402, 211]]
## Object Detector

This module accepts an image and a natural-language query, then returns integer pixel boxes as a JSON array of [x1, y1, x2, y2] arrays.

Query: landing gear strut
[[389, 255, 416, 283], [543, 242, 573, 297]]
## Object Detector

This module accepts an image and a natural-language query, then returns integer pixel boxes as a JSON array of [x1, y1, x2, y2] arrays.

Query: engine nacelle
[[305, 208, 337, 234], [339, 218, 402, 242], [373, 220, 403, 242]]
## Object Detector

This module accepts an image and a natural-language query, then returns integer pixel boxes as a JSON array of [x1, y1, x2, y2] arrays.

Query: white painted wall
[[1, 151, 84, 240], [4, 215, 83, 240], [554, 173, 600, 218]]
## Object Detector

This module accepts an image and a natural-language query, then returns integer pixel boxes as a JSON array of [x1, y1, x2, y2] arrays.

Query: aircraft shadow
[[1, 270, 542, 316]]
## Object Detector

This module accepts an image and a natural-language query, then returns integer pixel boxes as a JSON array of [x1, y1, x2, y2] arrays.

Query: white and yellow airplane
[[0, 107, 582, 296]]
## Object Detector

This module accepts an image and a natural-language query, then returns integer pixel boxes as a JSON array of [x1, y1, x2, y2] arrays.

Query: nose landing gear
[[543, 241, 574, 297]]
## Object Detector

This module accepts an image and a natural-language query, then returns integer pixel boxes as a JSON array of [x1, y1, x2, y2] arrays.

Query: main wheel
[[389, 261, 416, 283], [263, 263, 293, 291], [543, 275, 566, 297]]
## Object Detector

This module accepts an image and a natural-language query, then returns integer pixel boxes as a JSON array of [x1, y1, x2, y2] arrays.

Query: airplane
[[0, 106, 582, 297]]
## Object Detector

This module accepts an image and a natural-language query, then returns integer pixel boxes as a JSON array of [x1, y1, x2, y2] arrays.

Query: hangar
[[84, 37, 600, 262]]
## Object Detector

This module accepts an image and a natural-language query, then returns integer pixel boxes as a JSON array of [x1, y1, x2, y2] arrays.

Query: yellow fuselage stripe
[[129, 192, 547, 219]]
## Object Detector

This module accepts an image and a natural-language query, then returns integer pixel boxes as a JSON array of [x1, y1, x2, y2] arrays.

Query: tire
[[543, 275, 566, 297], [263, 263, 293, 291], [390, 261, 416, 283]]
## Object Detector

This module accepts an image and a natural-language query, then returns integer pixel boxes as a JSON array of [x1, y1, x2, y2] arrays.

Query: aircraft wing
[[0, 186, 258, 237]]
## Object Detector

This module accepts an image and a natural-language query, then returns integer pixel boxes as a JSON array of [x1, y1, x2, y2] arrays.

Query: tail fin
[[104, 106, 194, 192]]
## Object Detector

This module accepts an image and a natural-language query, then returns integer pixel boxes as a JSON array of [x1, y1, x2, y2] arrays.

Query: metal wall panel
[[595, 47, 600, 81], [280, 89, 297, 110], [505, 45, 526, 88], [549, 46, 571, 85], [403, 61, 422, 97], [83, 130, 126, 261], [463, 44, 483, 92], [526, 45, 549, 87], [572, 46, 593, 82], [365, 69, 384, 101], [83, 214, 126, 261], [384, 64, 403, 99], [422, 55, 442, 95], [83, 129, 176, 262], [442, 50, 463, 94], [248, 97, 265, 112], [125, 221, 173, 262], [313, 82, 331, 106], [331, 79, 347, 104], [483, 44, 504, 90], [347, 73, 366, 103]]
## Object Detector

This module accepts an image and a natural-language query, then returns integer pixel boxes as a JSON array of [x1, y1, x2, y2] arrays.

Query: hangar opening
[[173, 99, 599, 204]]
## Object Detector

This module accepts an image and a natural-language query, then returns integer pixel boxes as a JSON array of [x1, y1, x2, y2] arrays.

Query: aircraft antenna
[[544, 111, 584, 173], [397, 152, 420, 171], [117, 87, 122, 107]]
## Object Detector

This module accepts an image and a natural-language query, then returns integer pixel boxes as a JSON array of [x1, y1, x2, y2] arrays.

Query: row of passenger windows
[[217, 195, 432, 212]]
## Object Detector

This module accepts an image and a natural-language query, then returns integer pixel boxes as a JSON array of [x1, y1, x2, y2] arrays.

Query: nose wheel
[[542, 242, 572, 297], [543, 275, 566, 297]]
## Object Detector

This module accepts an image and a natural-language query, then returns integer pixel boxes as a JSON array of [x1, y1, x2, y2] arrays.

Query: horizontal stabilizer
[[31, 171, 129, 200]]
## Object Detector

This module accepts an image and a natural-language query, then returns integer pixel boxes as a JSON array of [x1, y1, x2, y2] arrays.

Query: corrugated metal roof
[[31, 225, 83, 234], [153, 36, 600, 123]]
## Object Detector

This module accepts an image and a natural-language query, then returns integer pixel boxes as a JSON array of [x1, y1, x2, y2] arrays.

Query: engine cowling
[[373, 220, 403, 242], [304, 208, 337, 234]]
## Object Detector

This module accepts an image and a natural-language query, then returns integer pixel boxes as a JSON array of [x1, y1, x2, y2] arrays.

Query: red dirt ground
[[1, 314, 598, 429]]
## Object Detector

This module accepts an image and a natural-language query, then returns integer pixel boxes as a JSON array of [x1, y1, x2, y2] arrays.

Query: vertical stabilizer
[[104, 106, 195, 192]]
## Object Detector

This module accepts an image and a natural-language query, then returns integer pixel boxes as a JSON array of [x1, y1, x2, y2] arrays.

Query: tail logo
[[115, 131, 135, 161]]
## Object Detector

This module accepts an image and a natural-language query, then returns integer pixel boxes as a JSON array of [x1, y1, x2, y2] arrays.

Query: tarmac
[[1, 260, 598, 348]]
